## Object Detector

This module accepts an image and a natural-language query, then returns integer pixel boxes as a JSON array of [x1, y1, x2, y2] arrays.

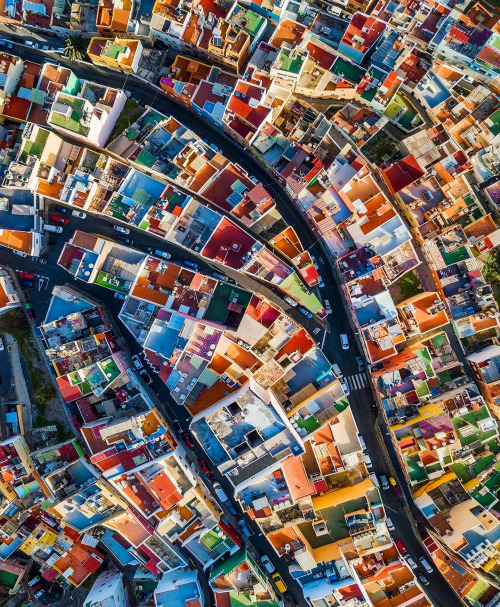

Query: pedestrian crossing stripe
[[346, 373, 368, 390]]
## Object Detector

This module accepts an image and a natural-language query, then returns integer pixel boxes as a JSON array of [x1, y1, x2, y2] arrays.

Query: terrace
[[49, 94, 90, 137], [452, 406, 498, 448], [384, 93, 422, 131]]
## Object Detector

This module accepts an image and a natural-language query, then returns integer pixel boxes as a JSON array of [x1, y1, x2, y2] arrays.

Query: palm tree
[[63, 34, 86, 62]]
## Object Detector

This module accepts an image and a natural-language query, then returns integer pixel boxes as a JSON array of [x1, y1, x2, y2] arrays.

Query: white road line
[[321, 330, 327, 350]]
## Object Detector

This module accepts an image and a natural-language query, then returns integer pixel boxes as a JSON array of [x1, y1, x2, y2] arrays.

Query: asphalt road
[[0, 36, 464, 604]]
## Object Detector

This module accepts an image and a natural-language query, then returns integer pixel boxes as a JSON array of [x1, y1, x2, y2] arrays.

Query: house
[[87, 38, 144, 74], [84, 569, 130, 607]]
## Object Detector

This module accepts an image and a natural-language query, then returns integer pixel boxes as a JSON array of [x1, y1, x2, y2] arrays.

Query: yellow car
[[389, 476, 396, 486], [272, 573, 287, 593]]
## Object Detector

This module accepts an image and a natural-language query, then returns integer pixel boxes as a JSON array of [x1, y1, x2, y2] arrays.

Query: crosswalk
[[346, 373, 369, 391]]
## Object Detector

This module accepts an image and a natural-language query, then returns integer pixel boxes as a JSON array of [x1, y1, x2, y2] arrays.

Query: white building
[[84, 569, 130, 607]]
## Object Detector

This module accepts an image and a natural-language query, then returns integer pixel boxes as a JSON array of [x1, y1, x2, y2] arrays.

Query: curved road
[[0, 38, 464, 606]]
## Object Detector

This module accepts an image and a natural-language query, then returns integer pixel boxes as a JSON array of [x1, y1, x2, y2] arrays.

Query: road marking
[[321, 330, 327, 349], [346, 373, 368, 391]]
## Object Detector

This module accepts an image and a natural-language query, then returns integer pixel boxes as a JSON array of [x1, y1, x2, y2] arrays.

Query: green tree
[[483, 251, 500, 284], [63, 34, 86, 62]]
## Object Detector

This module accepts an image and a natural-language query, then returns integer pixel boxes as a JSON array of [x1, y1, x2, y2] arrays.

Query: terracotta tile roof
[[381, 155, 425, 194]]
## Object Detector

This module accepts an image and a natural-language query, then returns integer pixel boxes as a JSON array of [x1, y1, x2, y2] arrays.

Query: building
[[87, 38, 144, 74], [84, 568, 130, 607]]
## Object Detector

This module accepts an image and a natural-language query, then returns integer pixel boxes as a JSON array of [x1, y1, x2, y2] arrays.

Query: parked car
[[324, 299, 332, 314], [34, 590, 45, 599], [155, 250, 172, 259], [115, 236, 133, 245], [386, 517, 395, 531], [284, 296, 298, 307], [370, 362, 384, 372], [198, 459, 209, 474], [19, 271, 35, 280], [395, 539, 407, 555], [131, 354, 143, 369], [28, 577, 40, 587], [299, 307, 313, 318], [24, 303, 35, 319], [331, 363, 342, 378], [340, 377, 350, 396], [113, 225, 130, 235], [35, 257, 47, 265], [317, 275, 325, 288], [114, 292, 126, 300], [418, 574, 429, 586], [340, 334, 349, 350], [71, 414, 82, 431], [355, 356, 365, 372], [213, 482, 228, 502], [171, 419, 182, 432], [50, 213, 69, 225], [139, 368, 152, 384], [238, 519, 253, 538], [0, 337, 3, 351], [71, 210, 87, 219], [18, 279, 34, 288], [272, 573, 287, 594], [420, 557, 433, 573], [180, 431, 194, 448], [393, 485, 403, 500], [44, 224, 63, 233], [139, 245, 154, 254], [182, 260, 199, 269], [55, 205, 70, 214], [380, 475, 389, 490], [358, 434, 366, 452], [364, 454, 372, 469], [13, 250, 28, 257], [405, 555, 417, 570], [389, 476, 396, 486], [261, 555, 275, 573]]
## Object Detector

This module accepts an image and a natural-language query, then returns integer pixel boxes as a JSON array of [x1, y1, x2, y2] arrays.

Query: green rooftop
[[94, 271, 130, 293], [404, 452, 428, 484], [331, 57, 363, 83], [103, 42, 127, 60], [384, 93, 422, 131], [238, 9, 265, 36], [210, 547, 246, 581], [21, 128, 49, 161], [277, 48, 304, 74], [280, 272, 323, 314]]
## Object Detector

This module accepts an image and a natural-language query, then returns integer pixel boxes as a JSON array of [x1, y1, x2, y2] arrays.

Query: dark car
[[50, 213, 69, 225], [394, 485, 403, 500], [395, 538, 407, 555], [71, 414, 82, 431], [198, 459, 210, 474], [171, 419, 182, 432], [139, 368, 152, 384], [370, 362, 384, 372], [206, 471, 216, 483], [356, 356, 365, 372], [19, 271, 35, 280], [55, 205, 70, 214], [115, 236, 133, 245], [139, 245, 154, 254], [180, 431, 194, 448], [24, 303, 36, 320], [35, 257, 48, 265], [18, 279, 34, 288]]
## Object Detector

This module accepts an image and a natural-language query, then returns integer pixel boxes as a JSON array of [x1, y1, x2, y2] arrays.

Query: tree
[[483, 251, 500, 285], [63, 34, 86, 62]]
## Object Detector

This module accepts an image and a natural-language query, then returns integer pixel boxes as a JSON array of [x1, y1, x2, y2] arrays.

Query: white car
[[340, 334, 349, 350], [364, 454, 373, 469], [324, 299, 332, 314], [0, 337, 3, 351], [340, 377, 350, 396], [72, 210, 87, 219], [113, 225, 130, 235], [386, 517, 394, 531], [405, 555, 417, 570], [131, 354, 143, 369], [284, 296, 298, 307]]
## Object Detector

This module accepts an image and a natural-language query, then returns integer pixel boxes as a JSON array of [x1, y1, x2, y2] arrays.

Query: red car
[[181, 431, 194, 448], [198, 459, 209, 474], [50, 213, 69, 225], [71, 414, 82, 431], [19, 271, 35, 280], [395, 539, 407, 555]]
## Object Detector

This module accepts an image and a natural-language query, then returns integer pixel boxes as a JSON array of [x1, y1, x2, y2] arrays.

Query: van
[[358, 434, 366, 452], [284, 296, 298, 307], [331, 363, 342, 378], [420, 557, 433, 573], [44, 224, 63, 233], [380, 475, 389, 490], [324, 299, 332, 314], [369, 473, 380, 488], [183, 260, 199, 269], [386, 517, 394, 531], [155, 250, 172, 260], [213, 482, 228, 503], [212, 272, 229, 282]]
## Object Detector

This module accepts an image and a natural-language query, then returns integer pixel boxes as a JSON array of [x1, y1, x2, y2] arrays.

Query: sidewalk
[[5, 334, 32, 431]]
